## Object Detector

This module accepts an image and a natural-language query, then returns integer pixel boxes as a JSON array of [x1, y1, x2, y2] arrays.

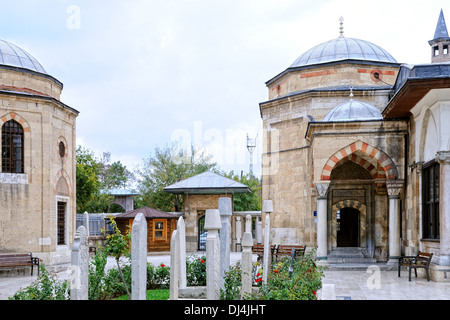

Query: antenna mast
[[246, 134, 257, 176]]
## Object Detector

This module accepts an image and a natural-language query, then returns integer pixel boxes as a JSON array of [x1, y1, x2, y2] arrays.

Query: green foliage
[[251, 250, 324, 300], [222, 171, 261, 211], [104, 217, 131, 298], [88, 246, 109, 300], [135, 144, 217, 211], [76, 146, 133, 213], [220, 263, 242, 300], [186, 255, 207, 286], [9, 263, 69, 300], [76, 146, 102, 213], [220, 250, 324, 300]]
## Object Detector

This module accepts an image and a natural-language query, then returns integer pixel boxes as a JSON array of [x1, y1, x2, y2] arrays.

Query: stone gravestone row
[[70, 212, 148, 300], [70, 199, 274, 300], [169, 198, 273, 300]]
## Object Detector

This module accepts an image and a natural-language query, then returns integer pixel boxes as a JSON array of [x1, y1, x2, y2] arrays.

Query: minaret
[[428, 9, 450, 63]]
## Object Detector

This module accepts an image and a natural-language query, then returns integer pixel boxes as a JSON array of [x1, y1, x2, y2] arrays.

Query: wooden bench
[[0, 253, 40, 276], [273, 245, 306, 261], [398, 251, 433, 281], [252, 244, 276, 262]]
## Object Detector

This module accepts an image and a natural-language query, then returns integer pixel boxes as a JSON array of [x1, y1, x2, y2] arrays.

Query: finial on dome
[[339, 16, 344, 37], [349, 87, 354, 99]]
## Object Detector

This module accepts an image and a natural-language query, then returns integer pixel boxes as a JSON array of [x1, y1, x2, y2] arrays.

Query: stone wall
[[0, 68, 77, 270]]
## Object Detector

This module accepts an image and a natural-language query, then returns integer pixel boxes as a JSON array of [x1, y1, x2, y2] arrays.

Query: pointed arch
[[320, 140, 398, 181], [0, 112, 30, 132], [53, 169, 72, 197]]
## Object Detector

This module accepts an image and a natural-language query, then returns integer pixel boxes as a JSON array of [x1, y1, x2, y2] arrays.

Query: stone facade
[[259, 12, 450, 280], [0, 43, 78, 271], [183, 194, 232, 251]]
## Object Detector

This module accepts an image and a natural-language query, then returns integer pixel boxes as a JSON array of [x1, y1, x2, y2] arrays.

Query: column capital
[[315, 181, 330, 198], [436, 151, 450, 165], [386, 179, 404, 198]]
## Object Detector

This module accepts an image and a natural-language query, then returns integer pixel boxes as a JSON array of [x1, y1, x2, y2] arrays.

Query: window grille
[[1, 120, 24, 173]]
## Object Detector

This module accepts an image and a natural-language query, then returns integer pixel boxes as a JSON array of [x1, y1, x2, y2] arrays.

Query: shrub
[[220, 249, 324, 300], [250, 249, 324, 300], [9, 263, 69, 300], [220, 263, 242, 300], [186, 255, 206, 286]]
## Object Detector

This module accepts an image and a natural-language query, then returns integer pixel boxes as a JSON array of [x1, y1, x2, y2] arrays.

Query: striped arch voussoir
[[0, 112, 31, 132], [332, 199, 366, 211], [320, 141, 398, 181]]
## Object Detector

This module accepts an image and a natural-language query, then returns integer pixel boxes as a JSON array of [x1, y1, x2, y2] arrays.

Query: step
[[327, 257, 377, 264], [328, 247, 365, 258]]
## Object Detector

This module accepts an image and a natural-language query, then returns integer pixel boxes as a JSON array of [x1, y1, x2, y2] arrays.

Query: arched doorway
[[337, 207, 360, 247], [198, 213, 206, 251]]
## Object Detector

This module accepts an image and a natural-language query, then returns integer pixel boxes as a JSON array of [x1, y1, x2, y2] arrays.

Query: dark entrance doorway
[[198, 213, 206, 251], [337, 207, 359, 247]]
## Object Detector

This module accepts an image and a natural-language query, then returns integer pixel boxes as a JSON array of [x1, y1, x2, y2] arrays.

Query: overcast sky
[[1, 0, 449, 179]]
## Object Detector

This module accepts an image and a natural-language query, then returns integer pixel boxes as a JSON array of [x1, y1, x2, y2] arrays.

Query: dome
[[290, 36, 397, 68], [322, 98, 382, 122], [0, 39, 47, 74]]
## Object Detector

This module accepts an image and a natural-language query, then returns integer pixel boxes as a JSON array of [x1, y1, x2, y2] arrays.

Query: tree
[[223, 171, 261, 211], [76, 146, 133, 213], [135, 144, 217, 211], [76, 146, 102, 213]]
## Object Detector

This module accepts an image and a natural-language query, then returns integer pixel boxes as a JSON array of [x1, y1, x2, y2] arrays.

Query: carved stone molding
[[386, 180, 404, 198], [436, 151, 450, 165], [315, 181, 330, 198], [0, 173, 28, 184]]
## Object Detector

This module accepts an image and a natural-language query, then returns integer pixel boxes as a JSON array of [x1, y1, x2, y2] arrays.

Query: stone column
[[131, 212, 147, 300], [315, 182, 330, 261], [84, 211, 90, 236], [256, 217, 262, 244], [235, 216, 242, 250], [387, 180, 403, 265], [219, 197, 232, 289], [241, 215, 253, 298], [262, 200, 273, 283], [205, 209, 221, 300], [70, 226, 89, 300], [436, 151, 450, 265]]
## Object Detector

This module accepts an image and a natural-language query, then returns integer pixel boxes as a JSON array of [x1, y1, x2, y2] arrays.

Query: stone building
[[0, 38, 78, 270], [260, 11, 450, 280], [164, 171, 251, 251]]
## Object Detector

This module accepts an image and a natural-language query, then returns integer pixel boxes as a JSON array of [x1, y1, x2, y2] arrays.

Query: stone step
[[327, 257, 377, 264], [328, 247, 365, 259]]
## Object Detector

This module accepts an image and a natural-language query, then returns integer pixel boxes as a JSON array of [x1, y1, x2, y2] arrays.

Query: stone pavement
[[1, 253, 449, 300]]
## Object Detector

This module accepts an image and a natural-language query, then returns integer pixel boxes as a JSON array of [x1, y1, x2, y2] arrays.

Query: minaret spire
[[429, 9, 450, 63]]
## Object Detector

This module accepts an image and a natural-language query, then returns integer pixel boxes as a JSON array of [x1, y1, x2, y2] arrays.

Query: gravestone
[[219, 197, 232, 289], [262, 200, 273, 283], [169, 229, 180, 300], [131, 212, 147, 300], [70, 225, 89, 300], [241, 215, 253, 298], [177, 216, 187, 288], [205, 209, 221, 300]]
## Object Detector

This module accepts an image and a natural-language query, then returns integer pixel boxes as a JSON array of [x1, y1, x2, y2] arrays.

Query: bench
[[398, 251, 433, 281], [273, 245, 306, 261], [0, 253, 40, 276], [252, 244, 276, 262]]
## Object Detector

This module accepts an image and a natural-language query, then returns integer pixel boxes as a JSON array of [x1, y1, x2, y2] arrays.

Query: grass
[[116, 289, 170, 300]]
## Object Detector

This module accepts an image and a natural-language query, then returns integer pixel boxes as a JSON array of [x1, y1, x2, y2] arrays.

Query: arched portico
[[315, 140, 402, 263]]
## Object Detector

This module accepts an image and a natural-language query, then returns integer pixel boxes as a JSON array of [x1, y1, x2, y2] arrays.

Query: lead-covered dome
[[290, 36, 397, 68], [323, 98, 382, 122], [0, 39, 47, 74]]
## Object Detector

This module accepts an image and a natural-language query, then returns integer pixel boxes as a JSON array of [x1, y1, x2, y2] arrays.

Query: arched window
[[1, 119, 24, 173]]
